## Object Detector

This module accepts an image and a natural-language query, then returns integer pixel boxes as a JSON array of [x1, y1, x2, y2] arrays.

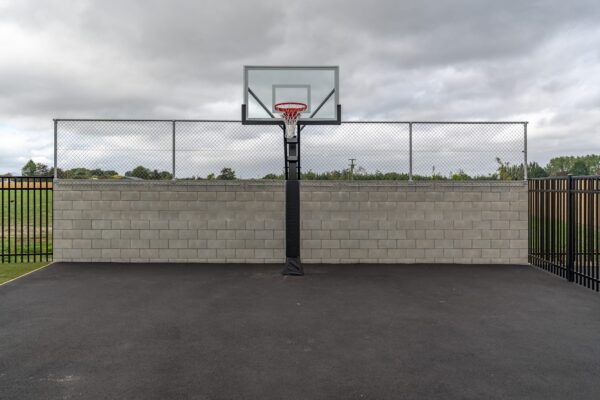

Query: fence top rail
[[53, 118, 528, 125], [530, 175, 600, 180]]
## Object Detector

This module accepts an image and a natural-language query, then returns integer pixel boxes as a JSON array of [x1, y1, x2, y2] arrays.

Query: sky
[[0, 0, 599, 176]]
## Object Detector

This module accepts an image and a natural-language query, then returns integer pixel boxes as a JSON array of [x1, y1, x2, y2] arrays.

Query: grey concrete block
[[121, 230, 140, 240], [491, 220, 510, 230], [377, 240, 396, 249], [101, 191, 120, 201], [207, 240, 227, 249], [472, 239, 491, 249], [425, 230, 444, 240], [121, 249, 140, 259], [510, 240, 527, 249], [235, 249, 254, 258], [463, 230, 483, 240], [368, 230, 387, 240], [482, 249, 501, 259], [359, 240, 378, 249], [102, 230, 120, 240], [82, 230, 102, 239], [368, 249, 387, 258], [131, 240, 150, 249], [481, 230, 500, 240], [435, 240, 454, 249], [322, 240, 340, 249], [140, 230, 159, 240], [244, 240, 265, 249], [121, 191, 140, 201], [197, 230, 217, 240], [216, 248, 236, 259], [160, 230, 179, 240], [444, 230, 463, 240], [150, 239, 169, 248], [111, 220, 131, 230], [131, 220, 150, 229], [150, 220, 169, 229], [101, 249, 121, 258], [397, 240, 416, 249], [217, 230, 236, 240]]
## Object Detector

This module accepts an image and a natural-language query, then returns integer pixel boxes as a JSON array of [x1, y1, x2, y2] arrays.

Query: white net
[[275, 103, 306, 139]]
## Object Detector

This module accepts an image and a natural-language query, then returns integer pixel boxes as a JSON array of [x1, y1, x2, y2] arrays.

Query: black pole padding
[[283, 180, 302, 275]]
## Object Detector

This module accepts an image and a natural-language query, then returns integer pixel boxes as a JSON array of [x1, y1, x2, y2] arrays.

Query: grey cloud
[[1, 0, 600, 174]]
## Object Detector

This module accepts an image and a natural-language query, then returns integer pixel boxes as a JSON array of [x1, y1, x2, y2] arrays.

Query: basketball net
[[274, 102, 307, 139]]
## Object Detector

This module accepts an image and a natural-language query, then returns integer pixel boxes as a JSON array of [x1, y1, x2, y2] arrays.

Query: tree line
[[3, 155, 599, 180]]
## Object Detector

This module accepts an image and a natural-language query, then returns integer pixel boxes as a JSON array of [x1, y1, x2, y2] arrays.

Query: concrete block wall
[[53, 180, 285, 263], [300, 181, 527, 264], [54, 180, 528, 264]]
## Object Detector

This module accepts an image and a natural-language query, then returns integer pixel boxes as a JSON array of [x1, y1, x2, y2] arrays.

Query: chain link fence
[[54, 120, 527, 180]]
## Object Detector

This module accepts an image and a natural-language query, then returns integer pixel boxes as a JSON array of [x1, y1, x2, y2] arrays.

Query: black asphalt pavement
[[1, 263, 599, 399]]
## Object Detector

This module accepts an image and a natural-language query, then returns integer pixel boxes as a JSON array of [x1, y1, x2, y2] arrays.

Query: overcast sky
[[1, 0, 599, 176]]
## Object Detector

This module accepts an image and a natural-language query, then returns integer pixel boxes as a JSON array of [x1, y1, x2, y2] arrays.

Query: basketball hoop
[[274, 102, 307, 139]]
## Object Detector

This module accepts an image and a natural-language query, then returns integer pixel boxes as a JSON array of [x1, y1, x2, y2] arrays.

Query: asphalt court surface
[[1, 262, 599, 399]]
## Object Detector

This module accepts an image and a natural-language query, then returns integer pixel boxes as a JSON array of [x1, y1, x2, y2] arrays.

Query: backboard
[[242, 66, 340, 125]]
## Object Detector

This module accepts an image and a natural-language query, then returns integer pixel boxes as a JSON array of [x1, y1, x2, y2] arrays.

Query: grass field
[[529, 216, 599, 253], [0, 262, 49, 284], [1, 189, 52, 262]]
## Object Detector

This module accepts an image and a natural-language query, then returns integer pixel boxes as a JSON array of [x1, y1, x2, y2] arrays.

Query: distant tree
[[124, 166, 172, 180], [546, 155, 600, 176], [125, 166, 151, 180], [527, 162, 548, 178], [206, 173, 215, 180], [21, 160, 37, 176], [21, 160, 51, 176], [67, 168, 93, 179], [1, 172, 13, 177], [262, 173, 284, 180], [451, 170, 471, 181], [35, 163, 50, 176], [570, 160, 589, 176], [159, 171, 173, 180], [90, 168, 118, 179], [496, 158, 524, 180], [546, 156, 571, 176], [217, 167, 236, 180]]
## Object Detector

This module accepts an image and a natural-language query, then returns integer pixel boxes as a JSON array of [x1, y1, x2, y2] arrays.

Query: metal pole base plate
[[283, 257, 303, 276]]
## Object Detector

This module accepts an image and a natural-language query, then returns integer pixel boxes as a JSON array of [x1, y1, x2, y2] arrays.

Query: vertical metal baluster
[[46, 177, 49, 261], [7, 177, 10, 262], [566, 175, 574, 282], [33, 178, 36, 263], [39, 177, 42, 262], [14, 178, 17, 263], [27, 177, 30, 263], [20, 177, 23, 262]]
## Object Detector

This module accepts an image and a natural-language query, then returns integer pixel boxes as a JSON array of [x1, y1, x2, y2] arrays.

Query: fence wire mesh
[[55, 120, 526, 180]]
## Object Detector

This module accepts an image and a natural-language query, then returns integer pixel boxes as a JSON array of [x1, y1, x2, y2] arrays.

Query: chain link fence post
[[523, 122, 528, 181], [53, 119, 58, 179], [172, 120, 176, 180], [408, 122, 413, 182]]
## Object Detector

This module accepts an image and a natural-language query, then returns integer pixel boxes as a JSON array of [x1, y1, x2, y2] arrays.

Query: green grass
[[0, 262, 49, 284], [1, 189, 52, 261], [529, 216, 599, 253], [1, 189, 52, 224]]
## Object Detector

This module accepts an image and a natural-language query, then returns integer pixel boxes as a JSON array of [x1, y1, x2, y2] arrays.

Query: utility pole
[[349, 158, 356, 180]]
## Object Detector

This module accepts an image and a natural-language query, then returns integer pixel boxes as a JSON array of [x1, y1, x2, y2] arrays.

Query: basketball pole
[[282, 123, 303, 275]]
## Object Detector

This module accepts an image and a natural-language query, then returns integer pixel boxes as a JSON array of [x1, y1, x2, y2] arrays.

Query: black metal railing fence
[[1, 176, 53, 263], [529, 175, 599, 291]]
